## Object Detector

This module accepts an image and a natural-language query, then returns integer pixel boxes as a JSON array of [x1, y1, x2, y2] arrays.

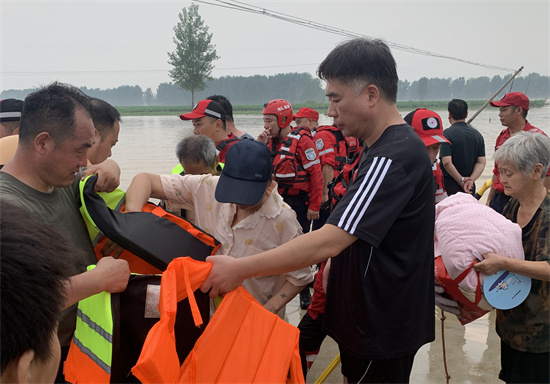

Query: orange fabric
[[64, 345, 110, 384], [132, 257, 304, 384], [94, 203, 220, 275], [434, 255, 489, 325]]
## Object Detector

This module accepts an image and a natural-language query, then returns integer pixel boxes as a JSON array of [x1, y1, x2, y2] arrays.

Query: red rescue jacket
[[313, 125, 348, 179], [270, 127, 322, 211]]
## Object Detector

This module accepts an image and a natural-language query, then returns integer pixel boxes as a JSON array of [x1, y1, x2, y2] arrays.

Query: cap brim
[[215, 173, 268, 206], [422, 135, 450, 146], [490, 101, 510, 108], [180, 112, 205, 120]]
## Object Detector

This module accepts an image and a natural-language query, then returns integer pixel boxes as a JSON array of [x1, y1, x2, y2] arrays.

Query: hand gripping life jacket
[[271, 127, 319, 196], [65, 175, 220, 383], [132, 257, 305, 384], [313, 125, 348, 178], [79, 174, 220, 273]]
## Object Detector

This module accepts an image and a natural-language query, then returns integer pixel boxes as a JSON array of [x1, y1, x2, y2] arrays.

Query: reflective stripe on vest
[[66, 265, 113, 381], [271, 127, 313, 192]]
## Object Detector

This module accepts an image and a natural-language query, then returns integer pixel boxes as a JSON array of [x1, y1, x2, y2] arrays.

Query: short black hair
[[447, 99, 468, 120], [19, 82, 93, 147], [207, 95, 234, 123], [1, 202, 71, 373], [90, 98, 121, 141], [317, 38, 398, 103]]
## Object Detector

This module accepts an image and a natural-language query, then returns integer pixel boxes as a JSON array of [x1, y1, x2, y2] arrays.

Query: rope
[[440, 309, 451, 384], [314, 353, 341, 384]]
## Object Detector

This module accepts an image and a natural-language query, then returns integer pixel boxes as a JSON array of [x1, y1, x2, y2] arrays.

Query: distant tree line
[[2, 72, 548, 107]]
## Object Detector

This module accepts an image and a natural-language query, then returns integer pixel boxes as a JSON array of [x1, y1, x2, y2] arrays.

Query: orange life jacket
[[132, 257, 305, 384], [80, 174, 220, 274], [271, 127, 316, 196]]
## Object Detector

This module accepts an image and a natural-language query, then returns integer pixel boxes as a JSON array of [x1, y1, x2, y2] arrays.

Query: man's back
[[324, 124, 435, 360]]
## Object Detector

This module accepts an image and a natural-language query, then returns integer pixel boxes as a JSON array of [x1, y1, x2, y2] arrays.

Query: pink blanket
[[435, 193, 524, 293]]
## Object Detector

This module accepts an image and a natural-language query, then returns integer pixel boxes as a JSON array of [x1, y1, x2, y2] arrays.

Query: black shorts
[[499, 340, 550, 384], [339, 347, 415, 383]]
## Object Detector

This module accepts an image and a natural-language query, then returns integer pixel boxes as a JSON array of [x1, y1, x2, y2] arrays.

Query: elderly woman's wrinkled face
[[498, 163, 531, 198]]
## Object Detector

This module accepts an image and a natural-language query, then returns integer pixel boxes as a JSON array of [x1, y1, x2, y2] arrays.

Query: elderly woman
[[474, 131, 550, 384]]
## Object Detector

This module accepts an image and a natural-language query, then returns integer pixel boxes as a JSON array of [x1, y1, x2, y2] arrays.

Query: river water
[[113, 104, 550, 192]]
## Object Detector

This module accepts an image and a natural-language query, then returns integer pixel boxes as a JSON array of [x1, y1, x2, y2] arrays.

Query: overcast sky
[[1, 0, 548, 93]]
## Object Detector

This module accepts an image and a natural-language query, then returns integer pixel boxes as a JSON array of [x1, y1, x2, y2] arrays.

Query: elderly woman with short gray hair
[[474, 131, 550, 383]]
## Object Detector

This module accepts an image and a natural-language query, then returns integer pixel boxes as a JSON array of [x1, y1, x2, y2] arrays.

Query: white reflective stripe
[[72, 336, 111, 374], [319, 148, 334, 155], [0, 112, 21, 119], [204, 108, 222, 119], [281, 147, 291, 152], [275, 173, 296, 178], [338, 157, 392, 234], [287, 134, 301, 140], [303, 159, 320, 169], [436, 188, 445, 194], [432, 135, 448, 143]]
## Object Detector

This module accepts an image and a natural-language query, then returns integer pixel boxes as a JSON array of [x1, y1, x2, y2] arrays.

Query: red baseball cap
[[293, 107, 319, 122], [490, 92, 529, 111], [403, 108, 450, 147], [180, 99, 226, 122]]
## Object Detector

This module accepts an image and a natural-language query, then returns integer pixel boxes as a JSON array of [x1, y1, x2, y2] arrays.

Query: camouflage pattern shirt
[[497, 193, 550, 353]]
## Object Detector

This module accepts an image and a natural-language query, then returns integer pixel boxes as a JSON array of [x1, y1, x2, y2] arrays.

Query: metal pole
[[467, 66, 524, 124]]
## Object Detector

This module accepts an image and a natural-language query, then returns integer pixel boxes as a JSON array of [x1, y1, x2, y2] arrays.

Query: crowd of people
[[1, 37, 549, 384]]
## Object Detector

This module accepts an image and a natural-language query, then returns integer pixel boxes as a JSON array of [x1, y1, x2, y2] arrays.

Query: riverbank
[[117, 99, 548, 116]]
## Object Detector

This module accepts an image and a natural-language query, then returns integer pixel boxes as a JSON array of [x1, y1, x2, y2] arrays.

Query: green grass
[[117, 99, 548, 116]]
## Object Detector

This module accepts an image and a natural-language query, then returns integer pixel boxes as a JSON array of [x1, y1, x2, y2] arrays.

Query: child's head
[[404, 108, 450, 163]]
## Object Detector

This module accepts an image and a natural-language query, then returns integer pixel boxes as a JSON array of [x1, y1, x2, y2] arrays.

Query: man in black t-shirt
[[201, 38, 436, 383], [439, 99, 486, 195]]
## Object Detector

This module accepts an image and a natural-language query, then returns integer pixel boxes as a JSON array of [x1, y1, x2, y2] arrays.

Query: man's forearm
[[263, 281, 305, 314], [469, 157, 486, 181], [441, 157, 462, 184], [322, 164, 335, 202], [239, 224, 354, 279], [125, 173, 165, 212]]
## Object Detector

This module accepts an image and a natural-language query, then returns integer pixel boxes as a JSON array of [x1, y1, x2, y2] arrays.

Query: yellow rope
[[314, 353, 341, 384]]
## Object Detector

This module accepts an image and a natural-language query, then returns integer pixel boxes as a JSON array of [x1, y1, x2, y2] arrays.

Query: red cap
[[403, 108, 450, 147], [180, 99, 226, 122], [293, 107, 319, 122], [490, 92, 529, 111]]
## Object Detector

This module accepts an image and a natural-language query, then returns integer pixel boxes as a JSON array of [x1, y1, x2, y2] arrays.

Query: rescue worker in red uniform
[[259, 100, 323, 310], [404, 108, 450, 204], [259, 99, 322, 232], [180, 99, 240, 164], [311, 123, 348, 230]]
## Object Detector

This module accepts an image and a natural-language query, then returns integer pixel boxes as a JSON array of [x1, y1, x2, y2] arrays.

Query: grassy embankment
[[117, 100, 547, 117]]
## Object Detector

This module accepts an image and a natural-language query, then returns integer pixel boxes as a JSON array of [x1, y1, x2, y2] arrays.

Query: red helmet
[[262, 99, 293, 129]]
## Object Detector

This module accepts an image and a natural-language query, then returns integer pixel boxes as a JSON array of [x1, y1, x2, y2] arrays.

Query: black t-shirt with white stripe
[[324, 124, 436, 360]]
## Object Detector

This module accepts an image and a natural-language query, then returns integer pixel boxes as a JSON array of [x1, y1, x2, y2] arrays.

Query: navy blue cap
[[0, 99, 24, 122], [215, 140, 272, 205]]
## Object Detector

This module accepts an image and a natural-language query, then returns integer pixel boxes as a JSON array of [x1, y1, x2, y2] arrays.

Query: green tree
[[168, 4, 219, 107]]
